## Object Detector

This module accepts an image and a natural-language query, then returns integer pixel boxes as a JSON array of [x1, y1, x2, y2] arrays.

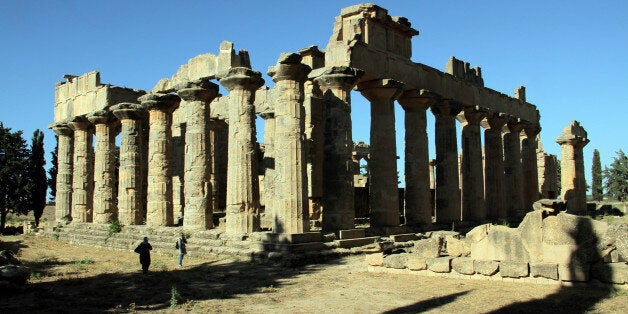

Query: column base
[[226, 212, 260, 234], [321, 213, 355, 232]]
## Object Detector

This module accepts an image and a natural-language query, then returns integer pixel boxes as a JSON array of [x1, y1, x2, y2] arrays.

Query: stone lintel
[[49, 122, 73, 136], [110, 103, 146, 120], [310, 66, 364, 90], [219, 67, 264, 91], [268, 53, 312, 82], [139, 93, 181, 113], [357, 79, 405, 103]]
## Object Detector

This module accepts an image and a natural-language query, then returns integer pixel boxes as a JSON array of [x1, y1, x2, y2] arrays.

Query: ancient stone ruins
[[46, 4, 626, 285]]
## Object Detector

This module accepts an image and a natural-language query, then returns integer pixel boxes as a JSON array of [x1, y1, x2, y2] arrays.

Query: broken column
[[556, 121, 589, 214], [49, 122, 73, 223], [68, 115, 94, 223], [220, 67, 265, 234], [358, 79, 404, 228], [482, 113, 507, 219], [522, 124, 541, 210], [140, 93, 180, 227], [458, 106, 486, 221], [87, 110, 118, 224], [268, 53, 312, 233], [176, 80, 219, 230], [503, 118, 524, 218]]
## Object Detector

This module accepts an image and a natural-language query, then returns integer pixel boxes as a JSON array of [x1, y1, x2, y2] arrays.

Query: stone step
[[390, 233, 421, 242], [337, 236, 380, 249]]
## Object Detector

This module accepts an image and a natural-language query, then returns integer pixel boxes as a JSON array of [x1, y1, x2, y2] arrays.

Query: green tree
[[29, 130, 47, 226], [591, 149, 603, 201], [0, 123, 31, 232], [603, 150, 628, 201], [48, 135, 58, 202]]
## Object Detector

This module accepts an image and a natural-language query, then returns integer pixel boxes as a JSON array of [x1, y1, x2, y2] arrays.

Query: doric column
[[457, 106, 486, 222], [49, 122, 73, 223], [358, 79, 404, 228], [268, 53, 312, 233], [430, 100, 463, 223], [522, 124, 541, 211], [482, 113, 507, 219], [87, 110, 119, 224], [68, 116, 94, 223], [209, 121, 228, 213], [111, 103, 146, 225], [503, 118, 524, 218], [398, 90, 433, 226], [140, 93, 181, 227], [175, 80, 219, 230], [312, 66, 364, 231], [556, 121, 589, 214], [220, 67, 265, 234], [260, 112, 276, 224]]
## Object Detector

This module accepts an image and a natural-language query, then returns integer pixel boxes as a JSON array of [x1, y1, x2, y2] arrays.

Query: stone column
[[482, 113, 507, 219], [522, 124, 541, 211], [220, 67, 265, 234], [210, 121, 228, 213], [111, 103, 146, 225], [49, 122, 73, 223], [268, 53, 312, 233], [312, 66, 364, 231], [556, 121, 589, 214], [176, 80, 219, 230], [397, 91, 432, 226], [87, 110, 119, 224], [503, 119, 524, 218], [430, 100, 463, 223], [140, 93, 181, 227], [457, 106, 486, 222], [68, 116, 94, 223], [358, 79, 404, 228], [260, 112, 276, 223]]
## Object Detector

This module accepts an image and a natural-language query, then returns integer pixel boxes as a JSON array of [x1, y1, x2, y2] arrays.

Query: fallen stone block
[[530, 263, 558, 280], [365, 253, 384, 266], [406, 255, 427, 271], [337, 236, 380, 249], [591, 262, 627, 284], [412, 237, 443, 258], [427, 257, 452, 273], [474, 260, 499, 276], [452, 257, 475, 275], [391, 233, 420, 242], [500, 261, 529, 278], [558, 263, 590, 282], [446, 235, 470, 257], [384, 253, 408, 269], [339, 229, 365, 240]]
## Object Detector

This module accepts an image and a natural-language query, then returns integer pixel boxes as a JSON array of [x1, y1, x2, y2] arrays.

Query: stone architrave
[[430, 100, 463, 223], [140, 93, 181, 227], [358, 78, 404, 228], [522, 124, 541, 211], [457, 106, 486, 222], [219, 67, 265, 234], [68, 115, 94, 223], [268, 53, 312, 234], [87, 110, 119, 224], [397, 90, 433, 226], [556, 121, 589, 214], [176, 80, 219, 231], [49, 122, 73, 222], [111, 103, 146, 225], [312, 66, 364, 231], [482, 113, 507, 220], [503, 118, 524, 218]]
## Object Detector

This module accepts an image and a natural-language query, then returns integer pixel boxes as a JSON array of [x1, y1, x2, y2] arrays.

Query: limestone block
[[366, 253, 384, 266], [452, 257, 475, 275], [406, 256, 427, 271], [427, 257, 452, 273], [500, 261, 529, 278], [558, 263, 590, 282], [591, 262, 628, 284], [339, 229, 366, 239], [474, 260, 499, 276], [412, 237, 443, 258], [384, 253, 408, 269], [530, 262, 558, 280], [603, 224, 628, 262], [469, 225, 529, 262], [542, 213, 609, 264], [517, 209, 544, 262], [391, 233, 420, 242], [446, 235, 470, 257]]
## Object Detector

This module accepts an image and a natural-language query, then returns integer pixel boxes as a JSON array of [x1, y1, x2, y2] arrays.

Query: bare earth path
[[1, 235, 626, 313]]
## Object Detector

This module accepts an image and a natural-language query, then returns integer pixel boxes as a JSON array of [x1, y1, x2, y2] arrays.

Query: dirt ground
[[0, 235, 626, 313]]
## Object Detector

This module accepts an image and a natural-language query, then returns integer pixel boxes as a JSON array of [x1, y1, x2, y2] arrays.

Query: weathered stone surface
[[603, 223, 628, 262], [558, 263, 590, 282], [365, 253, 384, 266], [412, 237, 443, 258], [339, 229, 366, 239], [530, 262, 558, 280], [458, 107, 486, 221], [427, 257, 452, 273], [87, 110, 118, 224], [49, 122, 73, 223], [391, 233, 420, 242], [503, 121, 524, 217], [0, 265, 30, 284], [384, 253, 408, 269], [469, 225, 529, 262], [556, 121, 589, 215], [474, 260, 499, 276], [591, 262, 628, 284], [518, 209, 544, 262], [446, 235, 470, 257], [541, 213, 608, 264], [68, 115, 94, 223], [500, 261, 529, 278], [406, 255, 427, 271], [483, 114, 507, 219], [451, 257, 475, 275]]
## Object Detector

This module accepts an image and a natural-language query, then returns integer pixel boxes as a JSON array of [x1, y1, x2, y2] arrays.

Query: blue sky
[[1, 0, 626, 189]]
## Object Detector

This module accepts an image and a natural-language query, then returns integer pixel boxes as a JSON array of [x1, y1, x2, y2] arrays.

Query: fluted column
[[220, 67, 265, 234], [268, 53, 312, 233], [358, 79, 404, 228], [430, 100, 463, 223], [140, 93, 181, 227], [503, 119, 524, 218], [260, 112, 276, 224], [111, 103, 146, 225], [398, 91, 433, 226], [312, 66, 364, 231], [68, 116, 94, 223], [482, 113, 507, 219], [87, 110, 119, 224], [176, 80, 219, 230], [209, 121, 228, 213], [457, 106, 486, 222], [522, 124, 541, 211], [556, 121, 589, 214], [49, 122, 73, 223]]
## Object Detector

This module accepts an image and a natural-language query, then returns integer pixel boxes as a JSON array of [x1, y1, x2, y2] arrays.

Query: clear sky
[[1, 0, 626, 189]]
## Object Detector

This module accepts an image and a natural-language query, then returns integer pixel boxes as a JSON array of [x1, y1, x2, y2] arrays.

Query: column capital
[[430, 100, 463, 117], [174, 80, 219, 102], [397, 89, 440, 112], [219, 67, 265, 91], [505, 116, 524, 132], [523, 122, 541, 138], [67, 115, 92, 131], [311, 66, 364, 91], [481, 112, 508, 130], [357, 79, 405, 103], [49, 121, 73, 136], [87, 109, 116, 126], [268, 53, 312, 83], [111, 103, 146, 120], [457, 105, 487, 125], [139, 93, 181, 113]]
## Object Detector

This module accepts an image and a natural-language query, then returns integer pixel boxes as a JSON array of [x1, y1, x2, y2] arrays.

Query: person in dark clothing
[[176, 232, 187, 267], [134, 237, 152, 274]]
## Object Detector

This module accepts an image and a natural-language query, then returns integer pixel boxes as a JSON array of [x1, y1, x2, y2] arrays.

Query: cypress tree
[[48, 135, 58, 201], [29, 130, 47, 226], [591, 149, 603, 201]]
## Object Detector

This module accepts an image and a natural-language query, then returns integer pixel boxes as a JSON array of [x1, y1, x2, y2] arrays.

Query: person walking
[[134, 237, 152, 274], [176, 232, 187, 267]]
